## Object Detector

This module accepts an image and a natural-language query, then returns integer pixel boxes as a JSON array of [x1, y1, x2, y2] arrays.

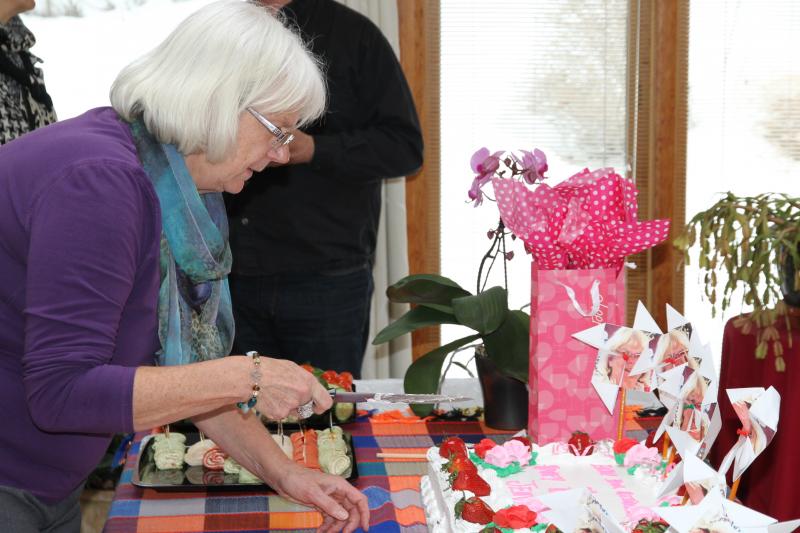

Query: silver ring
[[296, 400, 314, 419]]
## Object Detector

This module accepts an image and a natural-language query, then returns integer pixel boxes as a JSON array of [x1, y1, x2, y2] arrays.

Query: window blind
[[439, 0, 631, 347], [684, 0, 800, 368]]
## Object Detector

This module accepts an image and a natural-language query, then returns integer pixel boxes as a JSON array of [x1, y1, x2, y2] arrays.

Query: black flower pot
[[475, 351, 528, 430]]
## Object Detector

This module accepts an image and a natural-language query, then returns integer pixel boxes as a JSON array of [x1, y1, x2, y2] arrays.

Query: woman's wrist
[[261, 456, 302, 491], [235, 352, 263, 412]]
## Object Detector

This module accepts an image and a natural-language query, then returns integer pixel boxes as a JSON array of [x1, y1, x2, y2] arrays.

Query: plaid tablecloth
[[103, 416, 514, 533]]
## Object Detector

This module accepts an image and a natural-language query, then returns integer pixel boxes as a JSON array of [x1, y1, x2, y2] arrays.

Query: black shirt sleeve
[[306, 9, 423, 183]]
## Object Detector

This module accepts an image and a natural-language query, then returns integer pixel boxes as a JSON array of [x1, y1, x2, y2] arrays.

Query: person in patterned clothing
[[0, 0, 56, 145]]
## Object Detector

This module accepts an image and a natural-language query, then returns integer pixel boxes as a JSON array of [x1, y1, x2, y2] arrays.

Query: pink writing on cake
[[618, 491, 650, 520], [537, 465, 565, 481], [506, 481, 548, 512], [592, 464, 617, 477], [607, 478, 625, 489], [591, 464, 647, 520]]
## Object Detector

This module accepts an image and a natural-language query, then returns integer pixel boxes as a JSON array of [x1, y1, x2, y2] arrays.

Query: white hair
[[110, 0, 326, 162], [654, 329, 696, 369], [673, 371, 709, 432], [595, 327, 649, 380]]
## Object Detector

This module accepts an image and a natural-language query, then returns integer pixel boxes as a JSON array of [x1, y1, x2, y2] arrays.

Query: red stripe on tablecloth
[[203, 512, 271, 530]]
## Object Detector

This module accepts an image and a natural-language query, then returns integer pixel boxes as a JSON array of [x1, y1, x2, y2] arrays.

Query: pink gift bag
[[528, 264, 626, 444]]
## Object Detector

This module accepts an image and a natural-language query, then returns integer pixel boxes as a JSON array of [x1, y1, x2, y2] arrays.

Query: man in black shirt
[[226, 0, 423, 377]]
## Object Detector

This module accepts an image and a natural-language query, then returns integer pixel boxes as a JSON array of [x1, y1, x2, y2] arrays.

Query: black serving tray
[[132, 429, 358, 491]]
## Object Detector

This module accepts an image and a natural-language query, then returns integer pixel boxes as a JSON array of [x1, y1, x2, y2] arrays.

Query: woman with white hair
[[675, 371, 710, 443], [596, 327, 653, 391], [653, 328, 695, 373], [0, 2, 368, 531]]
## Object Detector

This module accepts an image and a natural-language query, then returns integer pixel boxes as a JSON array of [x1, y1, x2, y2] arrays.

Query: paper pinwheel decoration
[[718, 386, 780, 482], [644, 305, 721, 459], [658, 455, 727, 505], [653, 370, 722, 460], [654, 490, 800, 533], [573, 302, 662, 413], [537, 488, 625, 533]]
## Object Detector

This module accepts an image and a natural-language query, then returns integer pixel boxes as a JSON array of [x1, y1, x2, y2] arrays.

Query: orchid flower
[[468, 147, 503, 206], [468, 147, 549, 206], [513, 148, 548, 184]]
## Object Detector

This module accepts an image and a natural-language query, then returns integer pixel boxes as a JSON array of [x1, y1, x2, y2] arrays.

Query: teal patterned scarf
[[130, 120, 234, 366]]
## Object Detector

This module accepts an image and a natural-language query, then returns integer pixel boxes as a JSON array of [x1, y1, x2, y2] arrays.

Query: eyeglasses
[[247, 107, 294, 148]]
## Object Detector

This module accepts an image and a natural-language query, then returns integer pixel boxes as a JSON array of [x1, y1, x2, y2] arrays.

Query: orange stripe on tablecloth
[[370, 422, 430, 436], [395, 505, 426, 526], [135, 515, 206, 532], [388, 475, 423, 492], [268, 511, 323, 529]]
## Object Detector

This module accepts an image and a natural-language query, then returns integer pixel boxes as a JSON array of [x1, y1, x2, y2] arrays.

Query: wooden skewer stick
[[376, 452, 428, 459], [617, 389, 627, 441], [666, 446, 676, 469], [662, 432, 671, 460], [729, 477, 741, 501]]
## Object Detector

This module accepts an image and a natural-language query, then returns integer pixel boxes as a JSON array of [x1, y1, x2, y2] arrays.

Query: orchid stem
[[477, 219, 507, 294]]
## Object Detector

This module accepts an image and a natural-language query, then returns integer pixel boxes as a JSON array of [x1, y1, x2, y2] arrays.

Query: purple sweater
[[0, 107, 161, 504]]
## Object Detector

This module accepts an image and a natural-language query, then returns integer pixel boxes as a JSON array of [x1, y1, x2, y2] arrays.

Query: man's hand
[[285, 129, 315, 164]]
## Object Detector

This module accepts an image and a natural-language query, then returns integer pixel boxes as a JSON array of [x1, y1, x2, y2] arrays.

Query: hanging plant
[[674, 192, 800, 371]]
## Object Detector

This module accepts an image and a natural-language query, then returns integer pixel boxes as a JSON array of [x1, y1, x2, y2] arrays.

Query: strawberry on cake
[[421, 435, 680, 533]]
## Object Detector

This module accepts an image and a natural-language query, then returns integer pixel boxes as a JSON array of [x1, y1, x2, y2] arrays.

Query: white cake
[[421, 439, 678, 533]]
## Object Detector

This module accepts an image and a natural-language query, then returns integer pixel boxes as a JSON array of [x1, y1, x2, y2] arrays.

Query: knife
[[329, 390, 473, 404]]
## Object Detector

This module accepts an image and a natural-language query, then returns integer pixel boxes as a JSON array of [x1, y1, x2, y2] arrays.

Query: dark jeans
[[229, 263, 374, 378], [0, 485, 81, 533]]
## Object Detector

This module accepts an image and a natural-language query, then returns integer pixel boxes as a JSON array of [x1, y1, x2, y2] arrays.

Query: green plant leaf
[[372, 306, 460, 345], [386, 274, 471, 305], [482, 309, 530, 383], [452, 286, 508, 335], [403, 333, 481, 416], [418, 302, 455, 314]]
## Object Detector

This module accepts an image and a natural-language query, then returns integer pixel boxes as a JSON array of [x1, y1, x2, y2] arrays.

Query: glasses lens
[[250, 108, 293, 148], [272, 133, 293, 149]]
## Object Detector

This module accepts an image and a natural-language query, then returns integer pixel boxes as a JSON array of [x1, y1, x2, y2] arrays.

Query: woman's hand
[[685, 482, 706, 504], [255, 357, 332, 420], [732, 401, 752, 434], [272, 463, 370, 533]]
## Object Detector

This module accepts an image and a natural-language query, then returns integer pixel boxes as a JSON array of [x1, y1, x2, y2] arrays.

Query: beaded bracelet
[[236, 351, 262, 414]]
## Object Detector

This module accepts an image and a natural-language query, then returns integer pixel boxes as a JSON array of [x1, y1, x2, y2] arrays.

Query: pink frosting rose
[[485, 440, 531, 467], [623, 443, 661, 468], [503, 439, 531, 464], [484, 445, 514, 468]]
